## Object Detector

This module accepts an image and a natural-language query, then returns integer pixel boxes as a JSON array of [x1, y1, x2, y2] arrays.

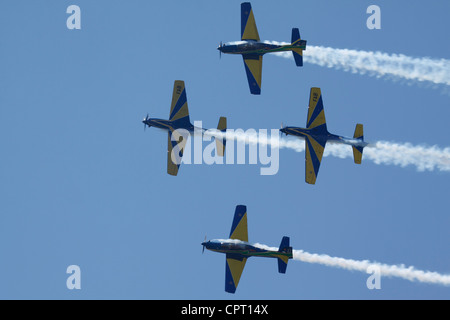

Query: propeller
[[218, 41, 223, 59], [143, 113, 149, 131], [280, 122, 285, 137], [202, 235, 207, 254]]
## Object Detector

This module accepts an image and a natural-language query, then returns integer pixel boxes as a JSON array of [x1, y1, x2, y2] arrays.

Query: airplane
[[217, 2, 307, 95], [142, 80, 227, 176], [202, 205, 293, 294], [280, 87, 368, 185]]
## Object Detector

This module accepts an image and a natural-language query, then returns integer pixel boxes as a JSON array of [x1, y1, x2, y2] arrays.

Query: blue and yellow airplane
[[202, 205, 293, 294], [218, 2, 307, 95], [280, 87, 368, 185], [143, 80, 227, 176]]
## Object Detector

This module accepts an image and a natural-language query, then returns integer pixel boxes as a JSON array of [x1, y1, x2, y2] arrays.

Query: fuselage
[[143, 117, 201, 134], [202, 239, 292, 260], [218, 40, 306, 56], [280, 126, 368, 148]]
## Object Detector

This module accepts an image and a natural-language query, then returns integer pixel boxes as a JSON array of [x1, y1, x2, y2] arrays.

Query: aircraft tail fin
[[216, 117, 227, 157], [277, 236, 293, 274], [352, 124, 364, 164], [291, 28, 303, 67]]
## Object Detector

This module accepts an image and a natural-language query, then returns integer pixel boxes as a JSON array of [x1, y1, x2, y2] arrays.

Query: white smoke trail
[[253, 243, 450, 286], [293, 249, 450, 286], [329, 141, 450, 172], [265, 42, 450, 88], [207, 129, 450, 173], [204, 129, 305, 152]]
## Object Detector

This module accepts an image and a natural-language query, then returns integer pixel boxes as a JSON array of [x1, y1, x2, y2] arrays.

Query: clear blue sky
[[0, 0, 449, 299]]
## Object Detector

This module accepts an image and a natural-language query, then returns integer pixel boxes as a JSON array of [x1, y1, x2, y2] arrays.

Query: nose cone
[[201, 241, 209, 254], [280, 127, 289, 137], [218, 41, 227, 53], [143, 115, 151, 131]]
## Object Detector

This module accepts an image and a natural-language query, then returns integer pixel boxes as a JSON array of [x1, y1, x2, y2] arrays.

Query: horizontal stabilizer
[[291, 28, 303, 67], [352, 124, 364, 164], [353, 123, 364, 140], [352, 146, 364, 165], [216, 117, 227, 157], [278, 257, 289, 274], [292, 49, 303, 67], [291, 28, 301, 44], [277, 236, 293, 274]]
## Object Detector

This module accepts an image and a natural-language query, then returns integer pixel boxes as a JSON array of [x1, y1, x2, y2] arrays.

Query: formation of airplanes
[[142, 2, 368, 293]]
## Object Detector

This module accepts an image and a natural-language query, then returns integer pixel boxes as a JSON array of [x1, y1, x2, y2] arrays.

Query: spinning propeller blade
[[202, 235, 207, 254], [143, 113, 149, 131]]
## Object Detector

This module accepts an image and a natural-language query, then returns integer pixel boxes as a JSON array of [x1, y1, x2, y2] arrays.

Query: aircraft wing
[[306, 87, 328, 133], [225, 255, 247, 293], [229, 205, 248, 242], [241, 2, 260, 41], [169, 80, 190, 125], [305, 135, 326, 185], [242, 54, 262, 95], [167, 129, 188, 176]]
